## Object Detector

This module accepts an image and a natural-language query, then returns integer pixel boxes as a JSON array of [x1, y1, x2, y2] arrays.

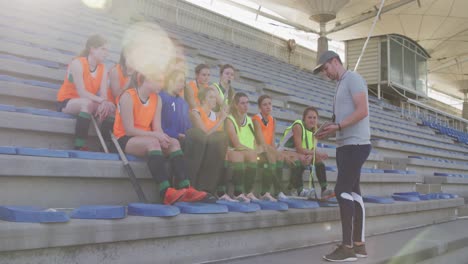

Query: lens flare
[[82, 0, 108, 9], [122, 22, 176, 82]]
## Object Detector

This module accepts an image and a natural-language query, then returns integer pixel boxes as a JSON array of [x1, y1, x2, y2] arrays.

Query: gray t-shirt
[[334, 70, 371, 147]]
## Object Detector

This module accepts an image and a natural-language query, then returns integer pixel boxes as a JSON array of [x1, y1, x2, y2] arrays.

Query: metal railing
[[401, 99, 468, 132]]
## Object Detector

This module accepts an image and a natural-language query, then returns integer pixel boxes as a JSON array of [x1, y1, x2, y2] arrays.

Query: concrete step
[[215, 218, 468, 264], [373, 140, 467, 163], [0, 57, 65, 83], [0, 111, 99, 150], [325, 172, 423, 196], [0, 81, 56, 110], [0, 154, 423, 208], [457, 205, 468, 217], [416, 246, 468, 264], [0, 154, 155, 208], [425, 176, 468, 201], [0, 199, 462, 264], [416, 183, 442, 194], [0, 107, 386, 166], [371, 128, 468, 154], [408, 157, 468, 173]]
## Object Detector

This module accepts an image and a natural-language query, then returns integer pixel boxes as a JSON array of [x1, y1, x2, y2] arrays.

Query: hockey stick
[[110, 132, 148, 203]]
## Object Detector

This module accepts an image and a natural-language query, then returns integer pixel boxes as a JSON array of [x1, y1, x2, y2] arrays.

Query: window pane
[[389, 38, 403, 85], [403, 46, 416, 90]]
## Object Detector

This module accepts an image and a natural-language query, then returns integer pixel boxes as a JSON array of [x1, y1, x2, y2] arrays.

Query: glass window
[[380, 41, 388, 81], [403, 46, 416, 90], [388, 36, 428, 96], [416, 54, 427, 94], [389, 38, 403, 85]]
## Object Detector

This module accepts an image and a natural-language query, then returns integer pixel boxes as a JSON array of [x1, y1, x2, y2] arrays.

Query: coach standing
[[314, 51, 371, 262]]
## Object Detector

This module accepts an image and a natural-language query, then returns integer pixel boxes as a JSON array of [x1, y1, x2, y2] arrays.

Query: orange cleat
[[163, 187, 187, 205], [179, 187, 207, 202]]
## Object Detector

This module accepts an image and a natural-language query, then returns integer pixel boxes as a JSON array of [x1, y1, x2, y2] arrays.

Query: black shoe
[[353, 244, 367, 258], [199, 193, 218, 204], [323, 244, 357, 262]]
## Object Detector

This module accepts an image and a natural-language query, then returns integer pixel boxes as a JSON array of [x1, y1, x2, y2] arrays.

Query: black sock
[[74, 112, 91, 149], [290, 161, 304, 192], [274, 161, 284, 194], [147, 150, 169, 198], [100, 116, 114, 145], [169, 150, 190, 189], [315, 162, 328, 192], [217, 161, 229, 197], [261, 163, 275, 195], [232, 162, 244, 196], [245, 162, 257, 194]]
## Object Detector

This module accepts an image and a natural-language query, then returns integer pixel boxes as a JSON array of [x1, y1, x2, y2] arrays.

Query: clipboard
[[313, 121, 333, 136]]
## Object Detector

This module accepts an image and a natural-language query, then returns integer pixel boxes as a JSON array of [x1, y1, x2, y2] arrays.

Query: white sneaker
[[219, 194, 238, 202], [277, 192, 288, 200], [246, 192, 259, 201], [290, 189, 299, 197], [235, 193, 251, 203], [299, 188, 316, 199], [261, 192, 277, 202]]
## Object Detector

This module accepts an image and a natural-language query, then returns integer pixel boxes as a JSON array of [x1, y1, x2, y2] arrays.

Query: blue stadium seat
[[126, 154, 144, 162], [0, 104, 16, 112], [251, 200, 288, 211], [16, 108, 74, 119], [16, 147, 70, 158], [383, 169, 406, 174], [0, 146, 17, 155], [0, 74, 22, 82], [216, 200, 261, 213], [278, 198, 319, 209], [392, 194, 421, 202], [394, 192, 420, 196], [0, 206, 69, 223], [174, 202, 228, 214], [435, 193, 452, 199], [23, 79, 61, 89], [69, 150, 120, 161], [70, 205, 127, 219], [127, 203, 180, 217], [363, 196, 395, 204], [418, 193, 439, 200]]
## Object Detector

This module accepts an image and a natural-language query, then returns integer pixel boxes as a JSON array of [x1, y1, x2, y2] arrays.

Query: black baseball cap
[[313, 50, 339, 74]]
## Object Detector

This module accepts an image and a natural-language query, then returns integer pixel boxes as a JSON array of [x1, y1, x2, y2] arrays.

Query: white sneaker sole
[[322, 256, 357, 262], [355, 254, 367, 258]]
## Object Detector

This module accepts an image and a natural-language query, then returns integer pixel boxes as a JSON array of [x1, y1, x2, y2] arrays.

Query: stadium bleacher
[[0, 0, 466, 263]]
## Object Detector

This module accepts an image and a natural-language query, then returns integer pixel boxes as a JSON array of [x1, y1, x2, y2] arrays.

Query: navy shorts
[[117, 135, 133, 152], [56, 99, 70, 112]]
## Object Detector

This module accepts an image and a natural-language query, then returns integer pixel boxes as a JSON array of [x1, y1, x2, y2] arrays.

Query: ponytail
[[79, 34, 107, 57]]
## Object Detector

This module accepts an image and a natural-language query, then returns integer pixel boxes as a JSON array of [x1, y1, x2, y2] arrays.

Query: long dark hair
[[125, 72, 145, 91], [230, 92, 248, 124], [220, 64, 235, 102], [257, 94, 271, 106], [302, 106, 319, 122], [119, 50, 129, 77], [195, 63, 210, 76], [79, 34, 107, 57]]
